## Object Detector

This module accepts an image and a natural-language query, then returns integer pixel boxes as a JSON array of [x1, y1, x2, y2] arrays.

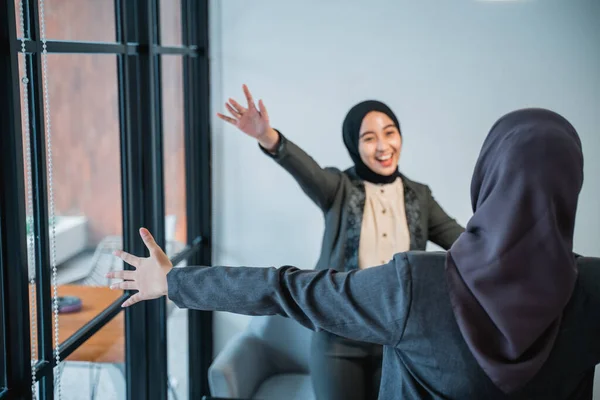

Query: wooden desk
[[57, 285, 124, 364]]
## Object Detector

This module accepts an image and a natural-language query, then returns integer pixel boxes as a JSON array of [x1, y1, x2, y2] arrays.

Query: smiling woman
[[357, 111, 402, 174], [343, 100, 404, 183], [214, 85, 464, 400]]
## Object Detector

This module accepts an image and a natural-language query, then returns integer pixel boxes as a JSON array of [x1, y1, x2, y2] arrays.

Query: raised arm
[[217, 85, 342, 211], [107, 228, 411, 347]]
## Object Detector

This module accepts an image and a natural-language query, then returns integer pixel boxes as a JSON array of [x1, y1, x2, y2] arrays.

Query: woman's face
[[358, 111, 402, 176]]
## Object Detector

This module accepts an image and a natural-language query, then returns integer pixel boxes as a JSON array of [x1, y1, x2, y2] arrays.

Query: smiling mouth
[[376, 154, 393, 162]]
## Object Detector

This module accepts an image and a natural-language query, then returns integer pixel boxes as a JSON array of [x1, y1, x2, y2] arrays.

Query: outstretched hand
[[217, 84, 279, 150], [106, 228, 173, 308]]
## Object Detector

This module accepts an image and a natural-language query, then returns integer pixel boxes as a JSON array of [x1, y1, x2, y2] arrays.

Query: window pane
[[43, 0, 116, 42], [160, 0, 183, 46], [44, 54, 123, 350], [167, 301, 188, 398], [162, 55, 188, 399], [19, 53, 41, 379], [55, 285, 125, 398], [162, 56, 187, 257], [14, 0, 26, 39]]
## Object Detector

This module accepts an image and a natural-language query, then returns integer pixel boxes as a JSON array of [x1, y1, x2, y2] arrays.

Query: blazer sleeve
[[259, 130, 342, 212], [167, 254, 413, 346], [426, 186, 465, 250]]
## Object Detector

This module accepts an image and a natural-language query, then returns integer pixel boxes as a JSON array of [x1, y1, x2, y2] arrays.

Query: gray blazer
[[167, 254, 600, 399], [261, 133, 464, 273]]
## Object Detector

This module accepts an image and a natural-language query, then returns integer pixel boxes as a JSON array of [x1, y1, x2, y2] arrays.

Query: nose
[[376, 137, 387, 151]]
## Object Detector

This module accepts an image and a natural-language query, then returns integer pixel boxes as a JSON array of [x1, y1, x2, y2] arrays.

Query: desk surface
[[57, 285, 124, 364]]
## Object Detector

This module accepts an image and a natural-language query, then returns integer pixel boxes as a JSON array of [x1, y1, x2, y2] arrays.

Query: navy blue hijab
[[446, 108, 584, 393], [342, 100, 402, 184]]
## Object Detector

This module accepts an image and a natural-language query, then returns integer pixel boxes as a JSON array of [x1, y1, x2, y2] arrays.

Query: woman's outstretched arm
[[217, 85, 342, 211], [107, 228, 411, 347]]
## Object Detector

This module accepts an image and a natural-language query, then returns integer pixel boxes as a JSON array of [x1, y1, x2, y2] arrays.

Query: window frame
[[0, 0, 212, 398]]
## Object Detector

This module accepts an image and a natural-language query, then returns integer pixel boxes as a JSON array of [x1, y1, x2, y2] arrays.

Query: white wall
[[209, 0, 600, 358]]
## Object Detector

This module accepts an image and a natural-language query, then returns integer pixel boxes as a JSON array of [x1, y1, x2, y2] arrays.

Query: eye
[[386, 131, 396, 136]]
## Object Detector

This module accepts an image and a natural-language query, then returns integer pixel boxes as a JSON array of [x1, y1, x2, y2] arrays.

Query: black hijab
[[446, 108, 584, 394], [342, 100, 402, 184]]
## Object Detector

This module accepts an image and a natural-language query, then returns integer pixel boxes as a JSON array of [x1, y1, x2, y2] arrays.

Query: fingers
[[113, 250, 141, 268], [225, 103, 241, 119], [258, 99, 269, 123], [139, 228, 160, 255], [106, 270, 136, 280], [217, 113, 237, 125], [229, 98, 247, 114], [242, 84, 256, 109], [110, 280, 138, 291], [121, 293, 143, 308]]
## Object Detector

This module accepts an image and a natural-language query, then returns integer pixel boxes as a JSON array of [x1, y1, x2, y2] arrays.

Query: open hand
[[106, 228, 173, 308], [217, 84, 279, 149]]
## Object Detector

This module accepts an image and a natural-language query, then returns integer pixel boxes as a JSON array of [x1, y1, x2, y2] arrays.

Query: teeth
[[377, 154, 392, 161]]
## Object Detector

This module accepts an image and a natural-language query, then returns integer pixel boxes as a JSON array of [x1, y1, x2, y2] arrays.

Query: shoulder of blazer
[[342, 166, 363, 186], [400, 173, 429, 196]]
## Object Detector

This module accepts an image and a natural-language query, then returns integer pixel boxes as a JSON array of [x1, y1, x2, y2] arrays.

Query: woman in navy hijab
[[108, 108, 600, 399]]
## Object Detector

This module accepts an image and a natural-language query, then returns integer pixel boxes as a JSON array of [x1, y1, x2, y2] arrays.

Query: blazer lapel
[[344, 168, 366, 272]]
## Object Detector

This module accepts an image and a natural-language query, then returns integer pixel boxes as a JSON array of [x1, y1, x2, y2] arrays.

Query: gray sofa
[[208, 315, 316, 399]]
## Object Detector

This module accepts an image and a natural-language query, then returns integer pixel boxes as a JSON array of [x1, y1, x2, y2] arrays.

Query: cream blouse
[[358, 177, 411, 269]]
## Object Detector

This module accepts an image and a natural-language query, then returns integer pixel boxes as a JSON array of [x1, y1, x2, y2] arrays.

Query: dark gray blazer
[[261, 133, 465, 273], [167, 253, 600, 399]]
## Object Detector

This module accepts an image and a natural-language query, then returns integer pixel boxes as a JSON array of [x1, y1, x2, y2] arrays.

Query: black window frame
[[0, 0, 213, 398]]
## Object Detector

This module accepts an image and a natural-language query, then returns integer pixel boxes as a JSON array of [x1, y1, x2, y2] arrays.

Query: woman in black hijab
[[109, 108, 600, 399], [215, 86, 464, 399], [446, 108, 586, 394]]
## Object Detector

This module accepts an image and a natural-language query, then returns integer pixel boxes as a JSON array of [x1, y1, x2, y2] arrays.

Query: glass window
[[160, 0, 183, 46], [43, 0, 116, 42], [162, 56, 187, 258], [44, 54, 123, 347], [19, 52, 41, 380], [3, 1, 207, 396], [14, 0, 26, 39], [162, 55, 188, 399], [55, 285, 125, 398]]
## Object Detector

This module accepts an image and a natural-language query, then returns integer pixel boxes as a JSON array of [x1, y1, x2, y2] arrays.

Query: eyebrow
[[360, 124, 396, 138]]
